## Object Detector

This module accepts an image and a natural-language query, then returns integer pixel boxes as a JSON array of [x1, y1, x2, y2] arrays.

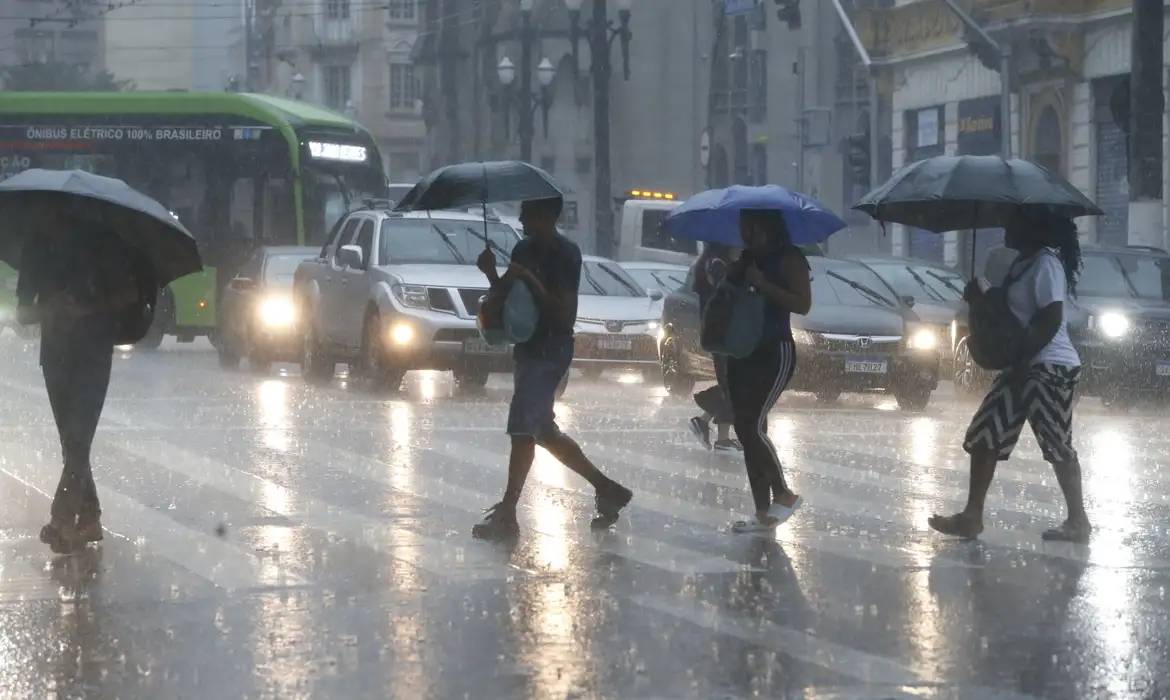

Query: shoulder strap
[[1002, 249, 1056, 289]]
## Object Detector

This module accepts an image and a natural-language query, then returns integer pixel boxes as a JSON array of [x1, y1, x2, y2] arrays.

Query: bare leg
[[539, 431, 614, 492], [1042, 458, 1091, 542], [929, 448, 996, 538], [716, 422, 732, 442], [501, 436, 537, 508]]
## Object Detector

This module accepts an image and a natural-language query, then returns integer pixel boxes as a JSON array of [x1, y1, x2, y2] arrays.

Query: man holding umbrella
[[1, 169, 200, 554], [473, 196, 633, 538]]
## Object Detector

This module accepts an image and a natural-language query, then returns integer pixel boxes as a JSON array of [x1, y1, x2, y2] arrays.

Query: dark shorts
[[507, 336, 573, 440]]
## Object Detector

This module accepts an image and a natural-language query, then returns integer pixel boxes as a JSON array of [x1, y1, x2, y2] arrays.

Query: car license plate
[[597, 335, 633, 351], [464, 339, 510, 355], [1157, 361, 1170, 377], [845, 357, 888, 374]]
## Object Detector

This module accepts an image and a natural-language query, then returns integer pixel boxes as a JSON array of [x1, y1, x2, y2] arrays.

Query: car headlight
[[392, 284, 429, 309], [1096, 311, 1131, 339], [792, 328, 816, 345], [388, 322, 415, 346], [907, 327, 939, 351], [647, 320, 660, 331], [257, 296, 296, 328]]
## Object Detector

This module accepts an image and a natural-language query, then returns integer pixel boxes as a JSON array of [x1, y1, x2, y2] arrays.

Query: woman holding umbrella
[[664, 186, 845, 531]]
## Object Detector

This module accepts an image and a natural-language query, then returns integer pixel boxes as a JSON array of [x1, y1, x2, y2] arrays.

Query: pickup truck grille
[[427, 287, 455, 312], [459, 288, 489, 315], [434, 328, 480, 343]]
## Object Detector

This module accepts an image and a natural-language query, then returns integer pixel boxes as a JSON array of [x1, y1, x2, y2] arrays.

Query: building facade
[[857, 0, 1166, 268], [263, 0, 427, 184], [0, 0, 105, 79]]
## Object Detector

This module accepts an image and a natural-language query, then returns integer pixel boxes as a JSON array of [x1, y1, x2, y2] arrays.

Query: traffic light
[[774, 0, 801, 30], [846, 132, 871, 186]]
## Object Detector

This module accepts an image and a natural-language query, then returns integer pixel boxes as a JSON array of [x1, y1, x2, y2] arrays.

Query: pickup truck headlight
[[257, 295, 296, 329], [392, 284, 429, 309], [1094, 311, 1131, 340], [907, 326, 939, 351]]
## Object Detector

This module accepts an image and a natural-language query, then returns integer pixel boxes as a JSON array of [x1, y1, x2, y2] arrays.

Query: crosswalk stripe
[[0, 441, 290, 592], [112, 440, 517, 582]]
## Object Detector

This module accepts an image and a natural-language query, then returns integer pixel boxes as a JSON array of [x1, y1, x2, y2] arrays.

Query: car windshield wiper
[[597, 264, 642, 296], [925, 269, 965, 298], [827, 270, 895, 308], [903, 266, 945, 302], [430, 224, 466, 264], [464, 226, 511, 263], [581, 264, 606, 295]]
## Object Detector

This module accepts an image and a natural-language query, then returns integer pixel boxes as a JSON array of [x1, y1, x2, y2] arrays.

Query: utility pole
[[940, 0, 1011, 159], [592, 0, 615, 258], [1128, 0, 1164, 247]]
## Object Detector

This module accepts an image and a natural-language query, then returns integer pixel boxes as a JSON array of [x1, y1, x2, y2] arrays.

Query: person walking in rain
[[472, 196, 633, 539], [688, 242, 741, 453], [726, 209, 811, 532], [929, 210, 1091, 543], [17, 212, 142, 553]]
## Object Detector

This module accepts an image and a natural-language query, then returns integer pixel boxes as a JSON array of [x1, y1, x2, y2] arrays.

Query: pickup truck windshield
[[379, 219, 521, 265]]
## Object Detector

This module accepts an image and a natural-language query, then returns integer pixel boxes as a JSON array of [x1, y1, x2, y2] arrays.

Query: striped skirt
[[963, 364, 1080, 464]]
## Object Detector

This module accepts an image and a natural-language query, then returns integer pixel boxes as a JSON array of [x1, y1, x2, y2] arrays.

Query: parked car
[[294, 206, 523, 391], [855, 256, 966, 366], [218, 246, 318, 370], [660, 256, 941, 410], [575, 256, 665, 380], [620, 261, 689, 319]]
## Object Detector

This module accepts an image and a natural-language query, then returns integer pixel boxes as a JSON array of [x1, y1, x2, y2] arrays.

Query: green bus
[[0, 92, 387, 345]]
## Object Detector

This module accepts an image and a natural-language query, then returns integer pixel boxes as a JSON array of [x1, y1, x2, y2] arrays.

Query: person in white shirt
[[929, 210, 1091, 543]]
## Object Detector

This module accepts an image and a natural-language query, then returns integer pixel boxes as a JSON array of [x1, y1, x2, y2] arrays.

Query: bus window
[[304, 169, 351, 247], [264, 178, 295, 245], [230, 178, 257, 246]]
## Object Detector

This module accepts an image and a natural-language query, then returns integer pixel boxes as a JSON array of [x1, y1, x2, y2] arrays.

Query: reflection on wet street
[[2, 338, 1170, 698]]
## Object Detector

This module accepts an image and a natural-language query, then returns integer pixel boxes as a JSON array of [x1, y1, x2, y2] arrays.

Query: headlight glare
[[1097, 311, 1131, 339], [388, 323, 415, 346], [792, 328, 815, 346], [392, 284, 429, 309], [258, 296, 296, 328], [908, 327, 939, 351]]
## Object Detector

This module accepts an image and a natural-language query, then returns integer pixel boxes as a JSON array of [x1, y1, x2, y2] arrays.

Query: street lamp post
[[565, 0, 633, 259], [497, 55, 556, 156]]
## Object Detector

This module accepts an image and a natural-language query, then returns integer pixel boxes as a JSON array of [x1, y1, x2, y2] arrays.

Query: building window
[[387, 0, 416, 21], [326, 0, 350, 19], [15, 29, 55, 64], [324, 64, 351, 110], [389, 62, 418, 111]]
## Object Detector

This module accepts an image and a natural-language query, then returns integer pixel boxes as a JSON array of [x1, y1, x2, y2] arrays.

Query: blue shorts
[[507, 336, 573, 440]]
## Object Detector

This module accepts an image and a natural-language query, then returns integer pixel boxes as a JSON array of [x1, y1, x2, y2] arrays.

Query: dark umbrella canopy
[[394, 161, 562, 212], [853, 155, 1103, 232], [0, 168, 201, 285]]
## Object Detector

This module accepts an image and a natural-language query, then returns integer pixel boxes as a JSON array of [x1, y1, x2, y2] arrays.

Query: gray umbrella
[[853, 155, 1103, 232], [0, 168, 201, 285], [393, 160, 562, 213]]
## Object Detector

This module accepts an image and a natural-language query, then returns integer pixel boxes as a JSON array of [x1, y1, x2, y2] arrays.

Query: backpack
[[701, 280, 766, 359], [967, 251, 1052, 370], [114, 254, 158, 345], [478, 278, 538, 345]]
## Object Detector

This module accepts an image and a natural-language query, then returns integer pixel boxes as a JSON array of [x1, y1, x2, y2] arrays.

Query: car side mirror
[[900, 295, 916, 308], [337, 244, 364, 270], [230, 276, 256, 291], [649, 289, 665, 301]]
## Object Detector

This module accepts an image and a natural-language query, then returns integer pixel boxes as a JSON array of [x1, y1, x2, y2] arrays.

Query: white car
[[573, 256, 665, 381], [619, 261, 690, 318]]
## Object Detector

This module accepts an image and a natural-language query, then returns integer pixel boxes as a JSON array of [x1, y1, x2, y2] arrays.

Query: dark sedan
[[660, 256, 941, 410], [218, 246, 317, 371], [855, 256, 966, 365]]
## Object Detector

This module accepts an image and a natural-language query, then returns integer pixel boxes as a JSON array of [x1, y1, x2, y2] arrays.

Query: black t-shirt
[[509, 233, 581, 349]]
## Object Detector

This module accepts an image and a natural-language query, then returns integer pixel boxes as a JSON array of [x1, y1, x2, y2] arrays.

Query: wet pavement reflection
[[1, 337, 1169, 698]]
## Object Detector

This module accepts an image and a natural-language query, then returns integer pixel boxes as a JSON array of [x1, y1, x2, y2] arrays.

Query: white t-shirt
[[1005, 248, 1080, 367]]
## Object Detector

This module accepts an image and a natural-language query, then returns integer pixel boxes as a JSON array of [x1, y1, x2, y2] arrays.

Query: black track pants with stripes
[[727, 341, 797, 513]]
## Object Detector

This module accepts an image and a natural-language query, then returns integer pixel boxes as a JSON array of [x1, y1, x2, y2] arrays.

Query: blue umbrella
[[664, 185, 847, 247]]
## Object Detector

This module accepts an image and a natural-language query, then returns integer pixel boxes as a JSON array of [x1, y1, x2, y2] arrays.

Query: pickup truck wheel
[[895, 385, 932, 412], [360, 314, 404, 393], [218, 345, 241, 369], [301, 323, 335, 384], [249, 346, 272, 373], [660, 338, 695, 397]]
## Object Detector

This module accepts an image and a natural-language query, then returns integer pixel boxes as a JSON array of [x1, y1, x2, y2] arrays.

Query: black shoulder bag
[[967, 251, 1052, 371]]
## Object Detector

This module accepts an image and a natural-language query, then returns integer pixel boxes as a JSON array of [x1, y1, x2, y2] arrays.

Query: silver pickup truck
[[293, 206, 523, 391]]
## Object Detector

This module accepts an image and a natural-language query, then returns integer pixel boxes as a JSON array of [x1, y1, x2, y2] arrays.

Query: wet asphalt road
[[1, 336, 1169, 699]]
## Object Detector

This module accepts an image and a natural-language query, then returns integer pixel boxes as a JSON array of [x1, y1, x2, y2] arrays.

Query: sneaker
[[595, 483, 634, 519], [39, 520, 84, 555], [688, 416, 712, 450], [713, 439, 743, 453], [472, 502, 520, 540], [76, 516, 103, 543]]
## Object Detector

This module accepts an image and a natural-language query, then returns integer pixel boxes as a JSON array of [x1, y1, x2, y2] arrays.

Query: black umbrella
[[0, 169, 201, 285], [854, 155, 1103, 232], [393, 160, 562, 213]]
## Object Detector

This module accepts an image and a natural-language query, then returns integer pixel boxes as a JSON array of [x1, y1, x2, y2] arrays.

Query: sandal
[[1041, 519, 1091, 544], [927, 513, 984, 539]]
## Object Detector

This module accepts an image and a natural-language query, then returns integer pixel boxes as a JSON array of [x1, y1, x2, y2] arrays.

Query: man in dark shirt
[[472, 196, 632, 539], [17, 222, 138, 554]]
